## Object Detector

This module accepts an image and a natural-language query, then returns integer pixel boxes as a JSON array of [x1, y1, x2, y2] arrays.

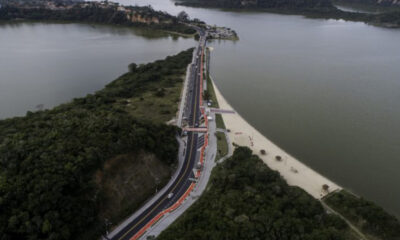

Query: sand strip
[[211, 78, 341, 199]]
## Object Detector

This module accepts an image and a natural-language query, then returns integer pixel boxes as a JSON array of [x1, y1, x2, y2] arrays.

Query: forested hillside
[[0, 49, 194, 240], [158, 147, 355, 240], [334, 0, 400, 7], [178, 0, 400, 27], [178, 0, 335, 10], [0, 4, 196, 35]]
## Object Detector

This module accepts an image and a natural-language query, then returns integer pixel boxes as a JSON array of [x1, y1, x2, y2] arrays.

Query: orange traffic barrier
[[129, 48, 209, 240]]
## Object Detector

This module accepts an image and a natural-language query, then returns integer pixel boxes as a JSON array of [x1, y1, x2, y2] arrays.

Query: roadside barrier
[[130, 48, 208, 240]]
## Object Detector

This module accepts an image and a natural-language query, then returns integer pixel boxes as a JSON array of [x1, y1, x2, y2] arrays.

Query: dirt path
[[321, 200, 369, 240]]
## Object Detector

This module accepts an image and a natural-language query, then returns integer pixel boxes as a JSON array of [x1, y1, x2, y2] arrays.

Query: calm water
[[125, 0, 400, 216], [1, 1, 400, 217], [0, 22, 195, 118]]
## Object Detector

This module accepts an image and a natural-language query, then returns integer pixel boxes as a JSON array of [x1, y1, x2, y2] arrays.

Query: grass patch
[[205, 48, 228, 161], [204, 48, 226, 131], [121, 80, 184, 123], [215, 113, 226, 129], [204, 47, 219, 108], [205, 72, 219, 108], [215, 132, 228, 160]]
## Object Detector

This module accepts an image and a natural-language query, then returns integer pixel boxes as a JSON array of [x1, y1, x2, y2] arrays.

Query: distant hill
[[0, 0, 83, 5], [0, 2, 197, 35], [177, 0, 335, 10], [334, 0, 400, 7], [177, 0, 400, 28]]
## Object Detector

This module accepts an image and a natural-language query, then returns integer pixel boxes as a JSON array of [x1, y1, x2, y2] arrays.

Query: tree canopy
[[324, 190, 400, 240], [0, 4, 197, 35], [0, 49, 194, 240], [158, 147, 351, 240]]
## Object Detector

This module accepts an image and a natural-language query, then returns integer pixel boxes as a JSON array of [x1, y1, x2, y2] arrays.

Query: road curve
[[108, 31, 207, 240]]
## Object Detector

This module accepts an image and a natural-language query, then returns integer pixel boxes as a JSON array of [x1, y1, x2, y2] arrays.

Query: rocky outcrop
[[130, 13, 157, 24], [129, 12, 174, 25]]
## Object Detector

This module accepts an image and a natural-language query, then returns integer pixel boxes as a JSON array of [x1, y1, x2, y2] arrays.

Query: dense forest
[[177, 0, 336, 10], [0, 4, 197, 35], [158, 147, 354, 240], [324, 190, 400, 240], [0, 49, 194, 240]]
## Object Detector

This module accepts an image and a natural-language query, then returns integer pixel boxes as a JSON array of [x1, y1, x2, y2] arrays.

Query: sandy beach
[[211, 79, 341, 199]]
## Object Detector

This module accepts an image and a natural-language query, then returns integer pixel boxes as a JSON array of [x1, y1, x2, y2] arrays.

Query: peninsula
[[0, 49, 195, 240], [0, 0, 238, 38]]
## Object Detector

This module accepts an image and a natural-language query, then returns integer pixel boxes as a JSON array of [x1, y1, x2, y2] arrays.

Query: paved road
[[109, 32, 207, 240]]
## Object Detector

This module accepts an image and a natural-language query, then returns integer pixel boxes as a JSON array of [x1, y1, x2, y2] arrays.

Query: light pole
[[103, 218, 111, 240]]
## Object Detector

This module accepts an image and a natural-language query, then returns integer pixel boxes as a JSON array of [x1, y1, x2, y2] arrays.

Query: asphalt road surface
[[110, 33, 206, 240]]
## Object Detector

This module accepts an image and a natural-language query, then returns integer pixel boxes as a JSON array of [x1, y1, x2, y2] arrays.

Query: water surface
[[2, 0, 400, 217], [126, 0, 400, 217], [0, 22, 195, 118]]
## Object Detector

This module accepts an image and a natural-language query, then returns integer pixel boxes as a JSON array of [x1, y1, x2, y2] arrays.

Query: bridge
[[182, 127, 208, 133], [209, 108, 235, 114]]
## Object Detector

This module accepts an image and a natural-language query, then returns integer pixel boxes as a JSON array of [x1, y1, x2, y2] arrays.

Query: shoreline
[[176, 2, 400, 29], [0, 19, 196, 37], [210, 78, 342, 199]]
